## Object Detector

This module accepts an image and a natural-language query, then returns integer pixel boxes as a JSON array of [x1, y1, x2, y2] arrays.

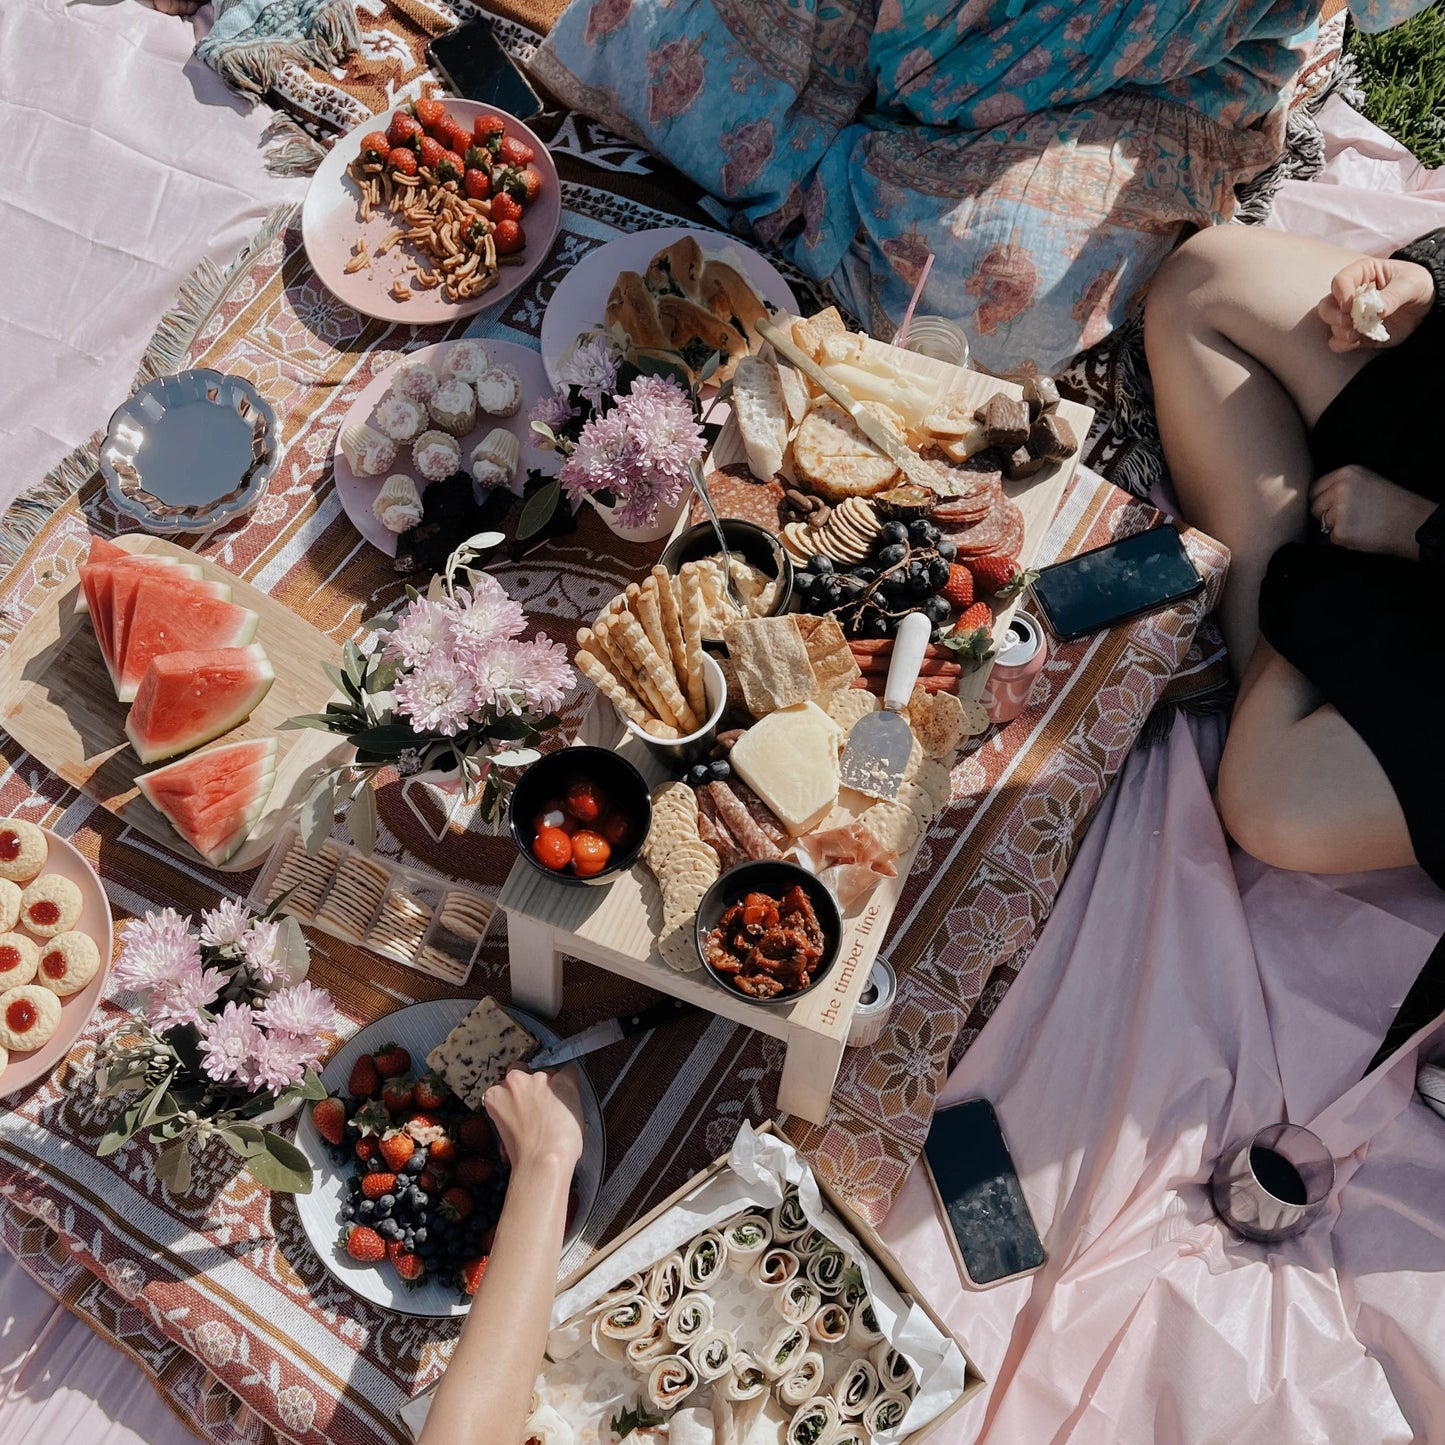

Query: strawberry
[[348, 1054, 381, 1098], [440, 1185, 474, 1221], [378, 1129, 417, 1172], [389, 1245, 425, 1282], [463, 168, 492, 201], [473, 114, 506, 147], [436, 150, 465, 184], [413, 1072, 450, 1110], [940, 563, 974, 610], [381, 1076, 415, 1114], [967, 554, 1037, 599], [457, 1115, 495, 1154], [460, 1256, 489, 1295], [354, 1137, 378, 1165], [490, 191, 522, 224], [443, 119, 474, 156], [374, 1044, 411, 1079], [503, 165, 542, 205], [406, 1111, 449, 1146], [455, 1156, 495, 1189], [940, 602, 996, 669], [412, 96, 446, 132], [418, 1167, 444, 1194], [359, 131, 392, 162], [386, 112, 422, 149], [360, 1171, 399, 1200], [464, 144, 493, 173], [498, 134, 535, 167], [311, 1097, 345, 1146], [388, 147, 419, 177], [427, 1135, 458, 1169], [493, 219, 525, 256], [417, 136, 446, 172], [352, 1100, 390, 1137], [343, 1225, 386, 1263]]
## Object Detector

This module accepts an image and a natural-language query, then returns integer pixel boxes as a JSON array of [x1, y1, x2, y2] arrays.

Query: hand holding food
[[1318, 255, 1434, 352], [482, 1065, 585, 1175]]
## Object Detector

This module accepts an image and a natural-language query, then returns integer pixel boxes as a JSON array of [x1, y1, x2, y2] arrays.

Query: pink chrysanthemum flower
[[149, 964, 227, 1033], [256, 980, 335, 1042], [447, 579, 526, 657], [198, 1002, 266, 1089], [114, 909, 202, 996], [619, 374, 706, 480], [555, 333, 619, 408], [559, 407, 636, 502], [198, 899, 252, 950], [385, 597, 452, 669], [249, 1030, 315, 1094], [395, 650, 478, 735]]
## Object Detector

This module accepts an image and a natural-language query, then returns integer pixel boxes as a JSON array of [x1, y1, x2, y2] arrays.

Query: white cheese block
[[426, 996, 538, 1110], [729, 702, 843, 836]]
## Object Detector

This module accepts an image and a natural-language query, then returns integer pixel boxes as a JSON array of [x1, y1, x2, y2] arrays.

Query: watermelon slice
[[112, 565, 225, 684], [136, 739, 278, 866], [114, 576, 255, 703], [124, 644, 275, 765], [82, 556, 199, 679], [75, 536, 125, 614]]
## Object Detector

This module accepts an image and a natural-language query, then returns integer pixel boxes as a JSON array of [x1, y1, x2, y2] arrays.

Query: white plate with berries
[[301, 99, 562, 325], [295, 998, 605, 1317]]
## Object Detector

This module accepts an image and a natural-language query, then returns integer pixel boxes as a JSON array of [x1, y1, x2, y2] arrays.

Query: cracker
[[677, 568, 709, 722], [857, 798, 922, 858], [439, 892, 494, 941], [957, 697, 991, 738], [723, 616, 818, 716], [652, 565, 690, 688], [613, 609, 700, 733], [412, 941, 472, 985], [906, 686, 970, 761], [903, 757, 953, 816], [635, 578, 675, 692], [656, 839, 721, 890], [825, 689, 879, 731], [577, 647, 677, 736], [657, 917, 703, 973], [794, 614, 860, 696]]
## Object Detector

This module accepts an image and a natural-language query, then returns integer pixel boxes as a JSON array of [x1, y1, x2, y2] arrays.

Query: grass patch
[[1346, 3, 1445, 167]]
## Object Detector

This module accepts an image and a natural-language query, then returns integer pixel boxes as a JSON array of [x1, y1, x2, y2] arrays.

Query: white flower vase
[[400, 765, 495, 844], [589, 489, 686, 544], [249, 1095, 305, 1126]]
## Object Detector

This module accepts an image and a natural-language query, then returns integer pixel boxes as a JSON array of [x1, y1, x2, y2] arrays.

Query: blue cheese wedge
[[426, 997, 538, 1109]]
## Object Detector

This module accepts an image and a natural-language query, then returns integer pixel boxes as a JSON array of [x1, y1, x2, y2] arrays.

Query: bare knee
[[1145, 226, 1257, 351]]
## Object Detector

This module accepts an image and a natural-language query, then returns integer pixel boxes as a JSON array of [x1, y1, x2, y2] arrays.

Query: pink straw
[[893, 252, 935, 347]]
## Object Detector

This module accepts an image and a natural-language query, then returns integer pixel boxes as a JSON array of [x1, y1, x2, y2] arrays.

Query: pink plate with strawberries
[[301, 100, 561, 325], [1, 824, 114, 1096]]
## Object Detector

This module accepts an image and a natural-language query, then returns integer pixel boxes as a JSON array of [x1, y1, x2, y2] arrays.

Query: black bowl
[[658, 520, 794, 631], [509, 746, 651, 888], [693, 860, 844, 1006]]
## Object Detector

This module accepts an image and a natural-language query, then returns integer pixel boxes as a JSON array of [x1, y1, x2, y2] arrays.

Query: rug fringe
[[261, 115, 328, 177], [1137, 683, 1235, 748], [0, 203, 297, 565], [197, 0, 361, 102]]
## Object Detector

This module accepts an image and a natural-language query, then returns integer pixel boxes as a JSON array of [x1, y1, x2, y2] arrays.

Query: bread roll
[[701, 260, 769, 352], [606, 270, 671, 350], [646, 235, 706, 297], [732, 355, 789, 480]]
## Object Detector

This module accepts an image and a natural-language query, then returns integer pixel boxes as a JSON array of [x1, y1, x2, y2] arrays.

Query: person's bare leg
[[1145, 227, 1373, 674], [151, 0, 204, 15], [1217, 641, 1416, 872]]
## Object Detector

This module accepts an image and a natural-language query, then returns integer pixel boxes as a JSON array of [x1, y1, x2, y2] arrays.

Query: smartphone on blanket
[[428, 19, 544, 122], [922, 1098, 1046, 1289], [1030, 524, 1205, 642]]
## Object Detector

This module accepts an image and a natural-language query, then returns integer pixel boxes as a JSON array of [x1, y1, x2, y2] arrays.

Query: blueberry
[[379, 1219, 401, 1239], [410, 1188, 428, 1208], [877, 544, 907, 569], [809, 555, 834, 576], [380, 1193, 396, 1210], [413, 1226, 428, 1245], [707, 759, 731, 781], [882, 521, 909, 545], [342, 1202, 355, 1219], [686, 763, 710, 787], [406, 1151, 426, 1173], [358, 1199, 376, 1219], [936, 539, 957, 561]]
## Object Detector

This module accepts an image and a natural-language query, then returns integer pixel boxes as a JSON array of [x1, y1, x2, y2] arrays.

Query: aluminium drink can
[[981, 611, 1047, 725]]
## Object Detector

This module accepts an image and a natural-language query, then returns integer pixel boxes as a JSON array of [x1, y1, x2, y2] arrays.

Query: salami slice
[[932, 483, 999, 525], [730, 779, 789, 848], [696, 787, 747, 871], [704, 782, 782, 861]]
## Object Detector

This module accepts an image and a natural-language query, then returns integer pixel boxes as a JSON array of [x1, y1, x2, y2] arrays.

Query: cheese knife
[[838, 611, 930, 801], [755, 316, 941, 490], [529, 999, 696, 1069]]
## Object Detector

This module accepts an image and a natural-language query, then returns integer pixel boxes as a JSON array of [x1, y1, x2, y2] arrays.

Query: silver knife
[[530, 999, 695, 1068], [755, 317, 940, 490]]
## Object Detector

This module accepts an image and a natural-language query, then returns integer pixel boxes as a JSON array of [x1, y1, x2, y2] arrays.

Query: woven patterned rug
[[0, 196, 1224, 1444]]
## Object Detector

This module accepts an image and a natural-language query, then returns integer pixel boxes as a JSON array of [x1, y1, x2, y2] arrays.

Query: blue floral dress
[[532, 0, 1431, 371]]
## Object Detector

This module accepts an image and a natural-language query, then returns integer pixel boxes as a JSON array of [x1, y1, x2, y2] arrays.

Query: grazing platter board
[[0, 535, 351, 872]]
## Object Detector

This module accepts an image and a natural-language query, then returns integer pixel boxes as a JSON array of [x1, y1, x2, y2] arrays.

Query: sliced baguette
[[732, 355, 789, 480]]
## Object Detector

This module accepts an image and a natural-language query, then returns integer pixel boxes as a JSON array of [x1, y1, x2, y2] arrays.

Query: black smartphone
[[427, 20, 544, 121], [1030, 525, 1204, 642], [922, 1098, 1045, 1289]]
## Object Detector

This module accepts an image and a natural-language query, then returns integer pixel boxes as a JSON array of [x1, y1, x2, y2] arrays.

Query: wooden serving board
[[710, 330, 1095, 702], [0, 535, 351, 872]]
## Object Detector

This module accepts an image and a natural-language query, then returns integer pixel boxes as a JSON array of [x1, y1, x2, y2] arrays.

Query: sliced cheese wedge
[[729, 701, 844, 836]]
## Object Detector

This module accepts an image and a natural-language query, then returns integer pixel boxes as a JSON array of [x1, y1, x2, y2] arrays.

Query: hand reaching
[[1316, 256, 1434, 353], [483, 1066, 584, 1174], [1309, 464, 1435, 559]]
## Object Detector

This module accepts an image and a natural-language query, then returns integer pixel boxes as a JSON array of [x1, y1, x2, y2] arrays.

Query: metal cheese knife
[[838, 611, 930, 801], [755, 317, 940, 490], [529, 999, 695, 1069]]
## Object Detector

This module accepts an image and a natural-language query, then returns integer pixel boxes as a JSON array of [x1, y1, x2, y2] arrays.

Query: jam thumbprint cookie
[[0, 985, 61, 1051], [36, 932, 100, 996], [0, 879, 20, 932], [0, 933, 39, 988], [19, 874, 82, 938], [0, 820, 46, 884]]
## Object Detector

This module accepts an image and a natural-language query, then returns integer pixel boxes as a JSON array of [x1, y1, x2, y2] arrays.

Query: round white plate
[[1, 825, 114, 1095], [301, 100, 561, 326], [539, 225, 801, 386], [332, 339, 555, 556], [293, 998, 604, 1317]]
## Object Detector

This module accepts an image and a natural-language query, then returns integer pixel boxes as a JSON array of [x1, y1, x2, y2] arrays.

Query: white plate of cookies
[[0, 819, 113, 1094]]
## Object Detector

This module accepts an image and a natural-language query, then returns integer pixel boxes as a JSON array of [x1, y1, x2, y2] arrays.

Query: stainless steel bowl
[[100, 369, 280, 533]]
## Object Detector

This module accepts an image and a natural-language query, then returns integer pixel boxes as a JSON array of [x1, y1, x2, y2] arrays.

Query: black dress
[[1258, 229, 1445, 885]]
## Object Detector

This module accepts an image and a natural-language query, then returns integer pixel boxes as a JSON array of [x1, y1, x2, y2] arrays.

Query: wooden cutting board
[[0, 535, 352, 872]]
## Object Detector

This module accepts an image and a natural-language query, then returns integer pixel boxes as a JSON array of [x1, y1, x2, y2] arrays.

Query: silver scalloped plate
[[100, 369, 279, 533]]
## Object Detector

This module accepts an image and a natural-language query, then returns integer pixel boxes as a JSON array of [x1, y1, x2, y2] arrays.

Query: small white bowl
[[620, 653, 727, 766]]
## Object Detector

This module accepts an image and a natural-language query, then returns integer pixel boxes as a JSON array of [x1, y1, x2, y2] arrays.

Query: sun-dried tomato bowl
[[694, 860, 843, 1006], [509, 746, 651, 888]]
